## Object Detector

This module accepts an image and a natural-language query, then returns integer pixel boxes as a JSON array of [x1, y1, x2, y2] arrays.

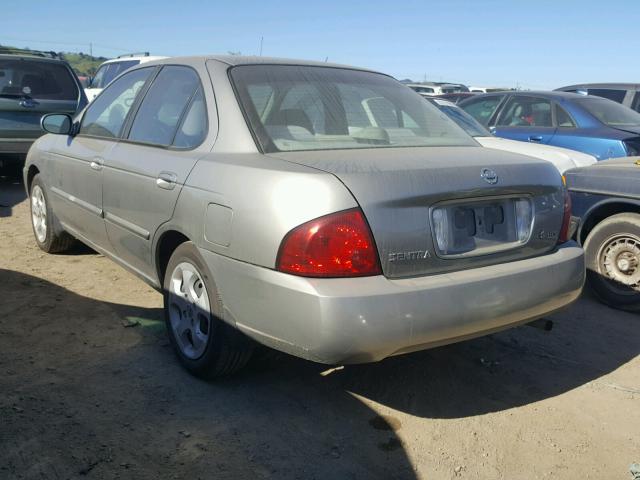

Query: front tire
[[163, 242, 254, 378], [30, 175, 75, 253], [584, 212, 640, 312]]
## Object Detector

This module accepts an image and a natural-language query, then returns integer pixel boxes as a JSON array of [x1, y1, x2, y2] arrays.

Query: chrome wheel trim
[[168, 261, 211, 360], [598, 233, 640, 294], [31, 185, 47, 244]]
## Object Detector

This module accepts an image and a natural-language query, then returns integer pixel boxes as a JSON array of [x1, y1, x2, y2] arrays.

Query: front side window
[[128, 66, 202, 147], [231, 65, 475, 153], [80, 67, 153, 138], [497, 96, 553, 127], [90, 60, 139, 89], [460, 95, 502, 126], [0, 59, 78, 100]]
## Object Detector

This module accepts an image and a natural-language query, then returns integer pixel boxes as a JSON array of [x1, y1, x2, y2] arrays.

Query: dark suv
[[0, 48, 87, 175]]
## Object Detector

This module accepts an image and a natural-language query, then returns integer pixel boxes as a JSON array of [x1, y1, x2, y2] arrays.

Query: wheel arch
[[579, 198, 640, 244], [155, 228, 192, 286], [26, 164, 40, 192]]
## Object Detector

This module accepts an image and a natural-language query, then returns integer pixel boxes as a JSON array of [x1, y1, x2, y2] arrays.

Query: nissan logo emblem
[[481, 168, 498, 185]]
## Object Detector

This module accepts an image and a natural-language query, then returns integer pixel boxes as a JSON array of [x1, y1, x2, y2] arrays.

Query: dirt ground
[[1, 175, 639, 480]]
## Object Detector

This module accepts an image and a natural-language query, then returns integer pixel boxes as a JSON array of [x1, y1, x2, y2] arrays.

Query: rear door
[[0, 58, 82, 145], [493, 95, 557, 144], [102, 65, 209, 279]]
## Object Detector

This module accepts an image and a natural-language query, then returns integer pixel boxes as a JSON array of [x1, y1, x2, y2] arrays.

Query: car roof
[[556, 83, 640, 90], [101, 55, 166, 65], [0, 53, 67, 64], [133, 55, 381, 74]]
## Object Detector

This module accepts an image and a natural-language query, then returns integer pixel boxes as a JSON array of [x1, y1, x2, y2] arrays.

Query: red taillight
[[558, 190, 572, 243], [276, 208, 382, 278]]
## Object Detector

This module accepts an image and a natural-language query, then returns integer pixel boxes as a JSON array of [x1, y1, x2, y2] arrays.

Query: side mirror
[[41, 113, 73, 135], [489, 126, 497, 135]]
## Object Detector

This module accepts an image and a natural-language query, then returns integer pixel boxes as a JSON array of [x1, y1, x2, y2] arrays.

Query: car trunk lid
[[269, 146, 566, 278]]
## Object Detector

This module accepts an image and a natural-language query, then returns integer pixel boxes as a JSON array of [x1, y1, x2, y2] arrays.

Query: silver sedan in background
[[25, 56, 584, 378]]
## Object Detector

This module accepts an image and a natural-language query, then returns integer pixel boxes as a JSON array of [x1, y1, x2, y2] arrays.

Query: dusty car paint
[[24, 56, 585, 364]]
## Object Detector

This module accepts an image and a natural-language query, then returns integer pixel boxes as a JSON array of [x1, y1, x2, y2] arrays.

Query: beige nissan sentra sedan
[[24, 56, 585, 378]]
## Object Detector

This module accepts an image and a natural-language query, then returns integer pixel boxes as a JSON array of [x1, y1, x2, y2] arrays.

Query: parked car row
[[429, 98, 597, 173], [458, 91, 640, 160], [0, 48, 635, 380]]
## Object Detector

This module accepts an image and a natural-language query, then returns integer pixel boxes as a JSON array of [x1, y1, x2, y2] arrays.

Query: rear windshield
[[577, 97, 640, 128], [91, 60, 139, 89], [230, 65, 476, 153], [0, 59, 78, 100]]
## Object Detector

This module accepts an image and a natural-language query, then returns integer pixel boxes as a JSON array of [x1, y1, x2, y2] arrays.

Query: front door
[[102, 66, 208, 279], [47, 67, 154, 249]]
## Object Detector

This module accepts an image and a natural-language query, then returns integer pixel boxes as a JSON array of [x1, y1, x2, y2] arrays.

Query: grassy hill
[[0, 44, 109, 77], [61, 52, 109, 77]]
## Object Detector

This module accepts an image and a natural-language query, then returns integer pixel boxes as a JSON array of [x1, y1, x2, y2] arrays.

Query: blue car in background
[[459, 91, 640, 160]]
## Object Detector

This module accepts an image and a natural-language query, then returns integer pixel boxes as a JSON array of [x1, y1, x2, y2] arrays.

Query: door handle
[[90, 157, 104, 171], [528, 135, 543, 143], [19, 98, 39, 108], [156, 172, 177, 190]]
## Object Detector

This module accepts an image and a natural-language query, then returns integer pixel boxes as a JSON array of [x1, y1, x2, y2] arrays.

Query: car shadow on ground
[[0, 269, 416, 479], [0, 174, 26, 218], [1, 268, 638, 479]]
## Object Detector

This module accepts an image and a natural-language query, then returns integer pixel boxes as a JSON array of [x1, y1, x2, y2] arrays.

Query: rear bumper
[[200, 243, 585, 364]]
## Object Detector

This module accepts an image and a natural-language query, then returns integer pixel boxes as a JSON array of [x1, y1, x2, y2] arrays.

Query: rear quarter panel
[[160, 153, 358, 272]]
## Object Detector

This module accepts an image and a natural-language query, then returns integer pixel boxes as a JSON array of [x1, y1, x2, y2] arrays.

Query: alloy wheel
[[31, 185, 47, 244], [168, 262, 212, 359]]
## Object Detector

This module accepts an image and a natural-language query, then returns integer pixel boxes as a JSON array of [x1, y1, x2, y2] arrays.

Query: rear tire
[[30, 175, 75, 253], [163, 242, 254, 378], [584, 212, 640, 312]]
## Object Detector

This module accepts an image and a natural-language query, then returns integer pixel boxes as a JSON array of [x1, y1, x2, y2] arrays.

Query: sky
[[2, 0, 639, 90]]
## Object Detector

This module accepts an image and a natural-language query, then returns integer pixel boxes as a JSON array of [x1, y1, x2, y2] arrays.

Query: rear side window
[[555, 105, 576, 128], [632, 92, 640, 113], [460, 96, 502, 125], [91, 60, 139, 89], [128, 66, 202, 147], [172, 88, 207, 148], [411, 86, 435, 94], [497, 96, 553, 127], [80, 68, 152, 138], [587, 88, 626, 104], [0, 59, 78, 100]]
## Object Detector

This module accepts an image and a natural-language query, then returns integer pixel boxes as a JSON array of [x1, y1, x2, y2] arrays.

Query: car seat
[[266, 109, 315, 134]]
